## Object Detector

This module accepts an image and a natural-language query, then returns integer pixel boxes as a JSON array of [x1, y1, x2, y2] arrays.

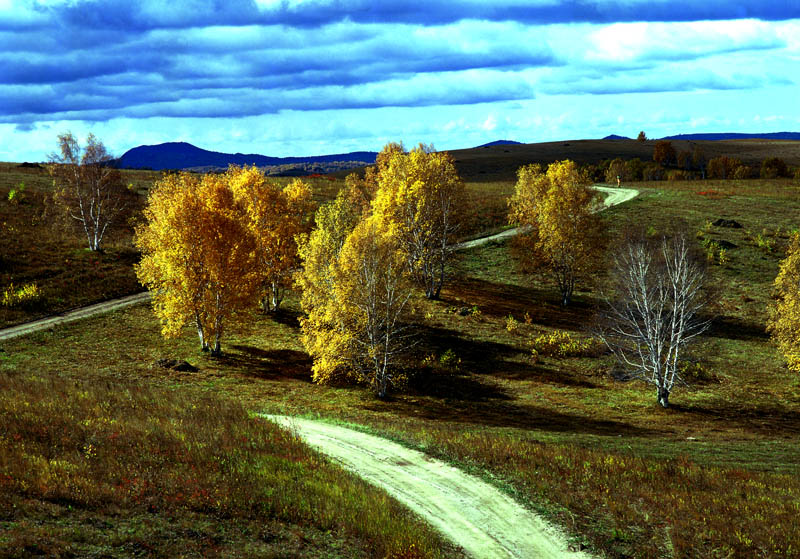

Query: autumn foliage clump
[[508, 160, 604, 306], [768, 233, 800, 371], [135, 166, 313, 355]]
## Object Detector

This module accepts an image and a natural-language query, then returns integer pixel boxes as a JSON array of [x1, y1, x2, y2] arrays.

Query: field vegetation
[[3, 141, 800, 557]]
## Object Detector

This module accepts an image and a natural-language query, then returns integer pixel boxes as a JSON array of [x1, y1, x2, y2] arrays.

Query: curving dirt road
[[455, 185, 638, 251], [264, 415, 593, 559], [0, 292, 151, 341]]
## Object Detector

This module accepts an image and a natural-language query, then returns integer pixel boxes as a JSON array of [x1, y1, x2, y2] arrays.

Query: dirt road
[[265, 415, 593, 559], [0, 292, 151, 341], [455, 185, 638, 251]]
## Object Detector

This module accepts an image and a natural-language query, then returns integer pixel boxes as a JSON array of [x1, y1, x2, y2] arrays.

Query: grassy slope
[[3, 156, 800, 557], [0, 350, 459, 559], [446, 139, 800, 182]]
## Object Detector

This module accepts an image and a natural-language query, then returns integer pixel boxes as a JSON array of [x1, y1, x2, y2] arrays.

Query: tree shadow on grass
[[396, 325, 646, 436], [705, 315, 768, 341], [224, 345, 312, 381], [443, 276, 599, 332], [670, 401, 800, 436], [363, 384, 654, 436], [259, 308, 302, 329], [417, 324, 600, 389]]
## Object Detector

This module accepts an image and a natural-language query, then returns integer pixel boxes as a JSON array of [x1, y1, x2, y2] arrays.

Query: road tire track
[[264, 415, 594, 559]]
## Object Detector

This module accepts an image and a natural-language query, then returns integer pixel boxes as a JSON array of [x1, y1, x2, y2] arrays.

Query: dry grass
[[0, 365, 458, 559], [4, 159, 800, 557]]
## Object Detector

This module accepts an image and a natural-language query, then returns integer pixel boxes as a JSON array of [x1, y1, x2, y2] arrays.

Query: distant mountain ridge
[[601, 132, 800, 142], [476, 140, 523, 147], [117, 142, 379, 171], [661, 132, 800, 141]]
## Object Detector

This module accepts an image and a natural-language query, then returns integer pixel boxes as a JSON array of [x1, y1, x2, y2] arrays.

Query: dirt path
[[265, 415, 593, 559], [0, 292, 151, 341], [455, 185, 638, 251]]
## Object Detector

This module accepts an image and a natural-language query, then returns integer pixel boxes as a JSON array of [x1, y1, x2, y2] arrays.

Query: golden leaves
[[768, 233, 800, 371]]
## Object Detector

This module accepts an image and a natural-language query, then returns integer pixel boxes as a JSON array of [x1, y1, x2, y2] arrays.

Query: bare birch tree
[[48, 132, 131, 251], [596, 232, 709, 408]]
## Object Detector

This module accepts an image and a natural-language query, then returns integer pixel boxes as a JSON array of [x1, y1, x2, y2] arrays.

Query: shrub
[[7, 182, 25, 204], [1, 283, 40, 307], [531, 330, 604, 358], [666, 169, 691, 181], [733, 165, 754, 180], [505, 315, 519, 332], [761, 157, 789, 179]]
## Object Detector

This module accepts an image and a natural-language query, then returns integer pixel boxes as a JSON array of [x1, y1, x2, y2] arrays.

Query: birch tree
[[596, 232, 709, 408], [373, 145, 464, 299], [228, 166, 315, 313], [297, 205, 414, 398], [135, 172, 258, 355], [768, 233, 800, 371], [508, 160, 604, 306], [48, 132, 132, 251]]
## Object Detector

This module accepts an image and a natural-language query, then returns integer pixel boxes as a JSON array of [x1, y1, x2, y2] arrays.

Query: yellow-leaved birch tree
[[768, 233, 800, 371], [373, 145, 464, 299], [228, 166, 315, 312], [135, 171, 258, 355], [297, 192, 414, 397], [508, 160, 604, 306]]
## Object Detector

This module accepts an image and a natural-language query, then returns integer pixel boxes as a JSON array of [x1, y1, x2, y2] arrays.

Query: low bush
[[530, 329, 604, 360]]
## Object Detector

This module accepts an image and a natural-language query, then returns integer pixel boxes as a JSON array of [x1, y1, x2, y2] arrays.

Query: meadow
[[2, 158, 800, 558]]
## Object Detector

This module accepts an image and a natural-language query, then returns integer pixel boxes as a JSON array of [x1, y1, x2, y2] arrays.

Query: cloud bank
[[0, 1, 797, 159]]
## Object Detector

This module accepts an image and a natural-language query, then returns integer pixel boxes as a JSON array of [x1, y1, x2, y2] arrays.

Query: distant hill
[[444, 137, 800, 183], [116, 142, 378, 171], [603, 135, 630, 140], [476, 140, 524, 148], [662, 132, 800, 141]]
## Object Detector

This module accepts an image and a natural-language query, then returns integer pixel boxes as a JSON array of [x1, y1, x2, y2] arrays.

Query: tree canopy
[[228, 167, 315, 312], [373, 145, 465, 299], [508, 160, 604, 306], [768, 233, 800, 372], [135, 171, 258, 355]]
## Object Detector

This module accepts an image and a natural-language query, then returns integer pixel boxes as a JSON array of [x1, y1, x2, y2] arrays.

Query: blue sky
[[1, 0, 798, 161]]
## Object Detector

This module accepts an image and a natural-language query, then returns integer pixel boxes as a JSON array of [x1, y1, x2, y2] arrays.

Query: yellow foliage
[[768, 233, 800, 371], [135, 171, 258, 355], [1, 282, 39, 307], [297, 202, 414, 397], [228, 166, 315, 312], [507, 160, 604, 306], [372, 144, 465, 299], [531, 330, 603, 358], [344, 142, 404, 217]]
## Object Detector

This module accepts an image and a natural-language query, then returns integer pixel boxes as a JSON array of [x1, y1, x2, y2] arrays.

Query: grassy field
[[0, 351, 460, 558], [3, 160, 800, 557]]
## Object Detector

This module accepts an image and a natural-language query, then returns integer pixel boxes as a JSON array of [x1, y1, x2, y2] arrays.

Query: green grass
[[4, 175, 800, 557]]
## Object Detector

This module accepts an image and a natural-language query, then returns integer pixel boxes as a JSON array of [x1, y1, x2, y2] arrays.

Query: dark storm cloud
[[0, 0, 794, 126], [11, 0, 799, 32]]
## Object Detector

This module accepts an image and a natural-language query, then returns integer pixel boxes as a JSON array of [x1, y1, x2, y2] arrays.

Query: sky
[[1, 0, 799, 161]]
